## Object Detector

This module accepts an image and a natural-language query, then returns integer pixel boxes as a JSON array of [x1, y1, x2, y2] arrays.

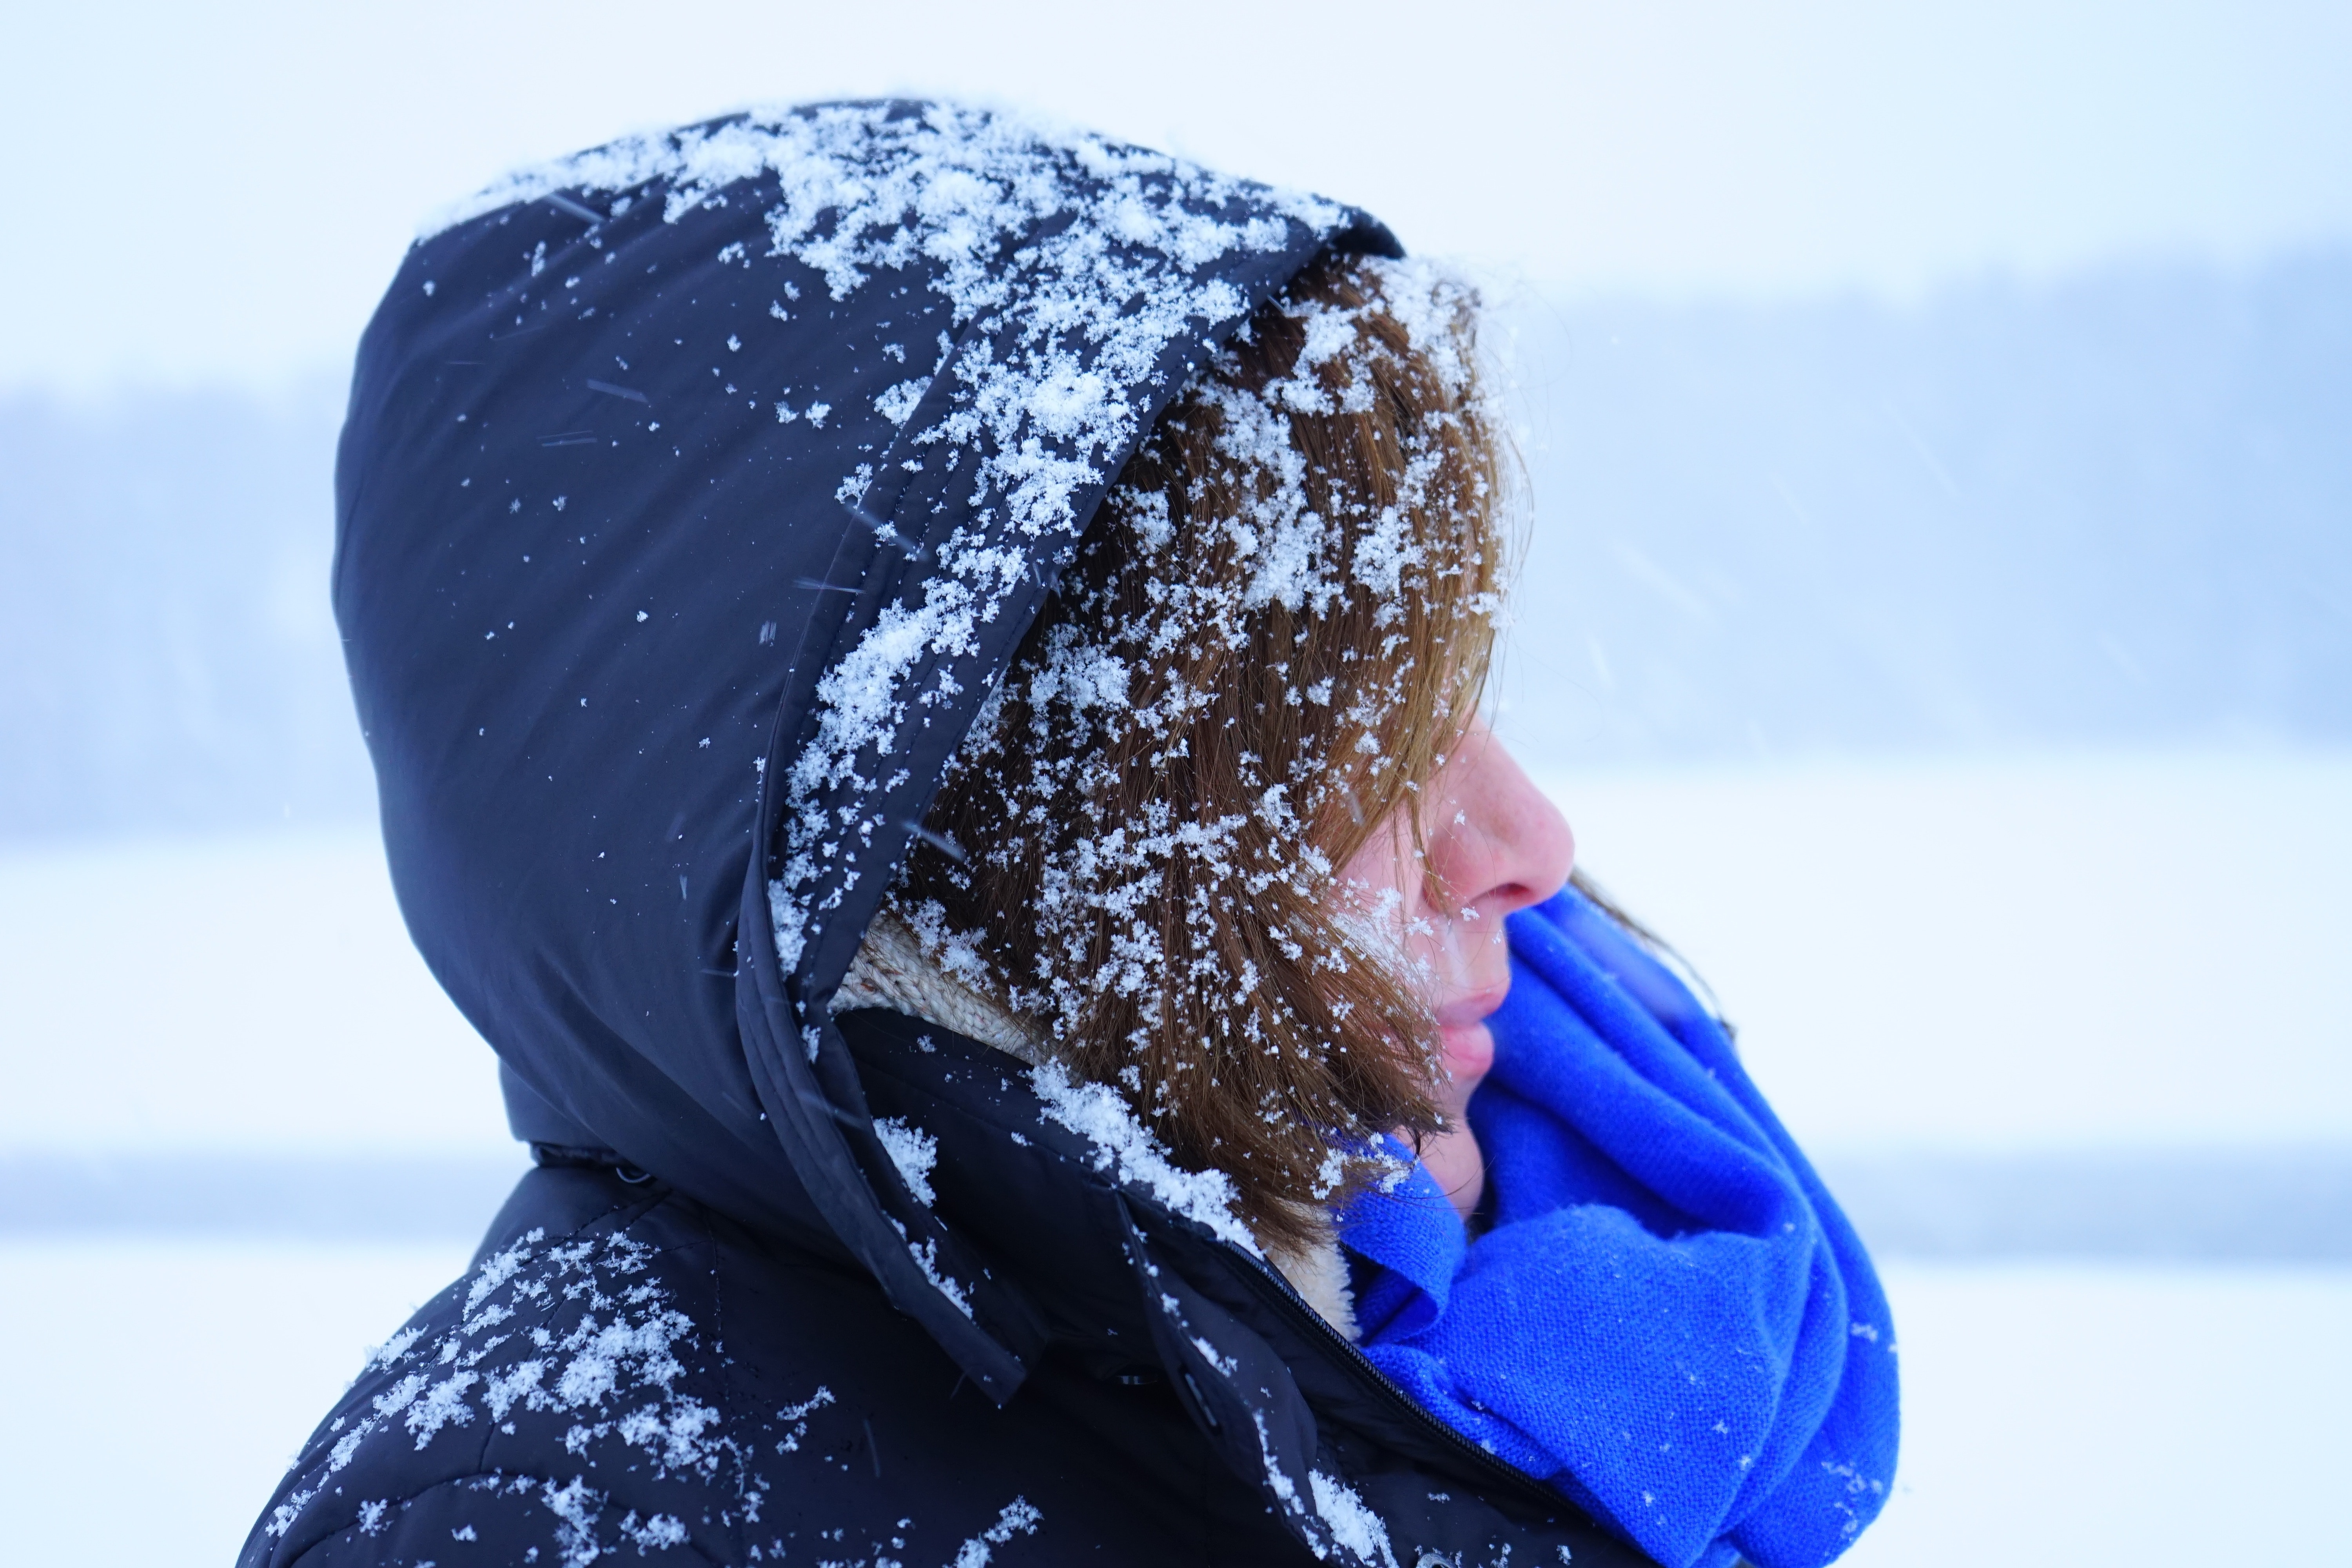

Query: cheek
[[1334, 824, 1426, 932]]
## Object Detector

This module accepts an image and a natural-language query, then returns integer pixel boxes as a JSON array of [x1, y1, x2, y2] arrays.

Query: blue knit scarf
[[1337, 888, 1900, 1568]]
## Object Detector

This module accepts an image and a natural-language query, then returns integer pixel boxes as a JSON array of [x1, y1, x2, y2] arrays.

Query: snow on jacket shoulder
[[243, 101, 1649, 1568]]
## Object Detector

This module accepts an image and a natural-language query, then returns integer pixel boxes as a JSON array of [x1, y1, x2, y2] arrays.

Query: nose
[[1428, 721, 1575, 924]]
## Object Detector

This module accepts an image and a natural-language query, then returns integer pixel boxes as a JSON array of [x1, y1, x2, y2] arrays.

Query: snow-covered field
[[1844, 1261, 2352, 1567], [0, 829, 508, 1158], [0, 1238, 473, 1565], [1536, 748, 2352, 1151], [4, 750, 2348, 1563]]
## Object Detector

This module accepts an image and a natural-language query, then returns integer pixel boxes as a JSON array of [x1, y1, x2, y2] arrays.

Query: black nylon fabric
[[337, 101, 1397, 1388], [254, 100, 1651, 1567]]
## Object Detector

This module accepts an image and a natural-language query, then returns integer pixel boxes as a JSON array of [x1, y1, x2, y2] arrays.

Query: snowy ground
[[0, 829, 508, 1158], [0, 1238, 474, 1566], [1534, 748, 2352, 1152], [4, 750, 2348, 1562], [1840, 1262, 2352, 1568]]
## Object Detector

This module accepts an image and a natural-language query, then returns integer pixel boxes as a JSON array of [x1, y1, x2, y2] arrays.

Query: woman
[[247, 102, 1893, 1568]]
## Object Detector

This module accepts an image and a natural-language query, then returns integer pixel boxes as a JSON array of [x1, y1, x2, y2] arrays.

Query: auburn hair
[[890, 251, 1510, 1249]]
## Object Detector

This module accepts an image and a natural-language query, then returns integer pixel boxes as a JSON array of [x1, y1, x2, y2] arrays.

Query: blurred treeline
[[1, 382, 365, 840], [5, 251, 2348, 840], [1495, 250, 2352, 763]]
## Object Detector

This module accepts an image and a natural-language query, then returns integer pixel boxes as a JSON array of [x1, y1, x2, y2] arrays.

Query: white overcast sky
[[5, 0, 2350, 393]]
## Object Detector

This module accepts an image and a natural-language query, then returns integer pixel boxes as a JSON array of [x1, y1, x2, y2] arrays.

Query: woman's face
[[1336, 719, 1575, 1220]]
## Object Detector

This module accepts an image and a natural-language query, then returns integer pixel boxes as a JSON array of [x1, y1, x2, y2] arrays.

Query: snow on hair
[[886, 252, 1508, 1249]]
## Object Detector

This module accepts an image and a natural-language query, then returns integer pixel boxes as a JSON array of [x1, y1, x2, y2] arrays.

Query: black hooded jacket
[[242, 102, 1651, 1568]]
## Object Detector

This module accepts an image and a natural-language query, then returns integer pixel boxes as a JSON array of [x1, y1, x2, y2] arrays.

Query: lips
[[1434, 980, 1508, 1085], [1435, 982, 1510, 1028]]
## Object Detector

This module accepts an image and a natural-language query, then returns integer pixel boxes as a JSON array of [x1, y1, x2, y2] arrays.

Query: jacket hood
[[337, 100, 1398, 1399]]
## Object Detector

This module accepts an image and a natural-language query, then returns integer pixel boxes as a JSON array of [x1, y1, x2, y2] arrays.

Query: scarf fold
[[1338, 888, 1900, 1568]]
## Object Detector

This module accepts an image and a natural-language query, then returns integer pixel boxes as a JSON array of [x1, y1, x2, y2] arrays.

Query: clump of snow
[[1190, 1334, 1238, 1376], [368, 1323, 425, 1369], [947, 1497, 1042, 1568], [621, 1510, 689, 1550], [895, 896, 1008, 998], [906, 1235, 973, 1318], [542, 1474, 606, 1568], [1029, 1060, 1259, 1254], [874, 376, 933, 425], [1308, 1470, 1401, 1568], [464, 1227, 542, 1313], [873, 1116, 939, 1206], [1251, 1409, 1303, 1515], [772, 1385, 835, 1453]]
